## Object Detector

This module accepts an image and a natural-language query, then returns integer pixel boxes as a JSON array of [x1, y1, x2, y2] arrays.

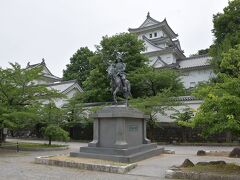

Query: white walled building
[[129, 13, 214, 89], [27, 59, 83, 107], [178, 55, 214, 88], [154, 96, 203, 123]]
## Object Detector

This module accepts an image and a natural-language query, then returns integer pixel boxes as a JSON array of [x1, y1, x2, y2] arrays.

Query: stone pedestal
[[70, 105, 164, 163]]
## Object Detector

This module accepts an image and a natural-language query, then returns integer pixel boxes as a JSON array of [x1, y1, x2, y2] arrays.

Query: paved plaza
[[0, 139, 239, 180]]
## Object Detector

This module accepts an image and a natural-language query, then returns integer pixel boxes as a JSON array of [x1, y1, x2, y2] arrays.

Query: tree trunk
[[0, 129, 2, 145], [147, 115, 155, 141], [182, 127, 187, 143], [48, 136, 52, 146], [226, 131, 232, 143]]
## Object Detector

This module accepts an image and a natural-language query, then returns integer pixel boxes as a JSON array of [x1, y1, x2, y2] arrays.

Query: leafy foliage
[[43, 125, 69, 145], [64, 92, 93, 128], [171, 107, 194, 142], [130, 91, 180, 121], [190, 48, 209, 57], [130, 91, 182, 141], [83, 33, 147, 102], [38, 102, 69, 145], [192, 77, 240, 137], [186, 1, 240, 139], [0, 63, 62, 132], [82, 54, 111, 102], [81, 33, 183, 102], [63, 47, 95, 86], [129, 67, 184, 98], [38, 102, 65, 125], [191, 69, 240, 137], [171, 107, 194, 127], [219, 45, 240, 78], [198, 48, 209, 55], [212, 0, 240, 45], [210, 0, 240, 73]]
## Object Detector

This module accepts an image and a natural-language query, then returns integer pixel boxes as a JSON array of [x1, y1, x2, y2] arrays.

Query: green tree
[[191, 77, 240, 139], [129, 67, 184, 98], [83, 33, 147, 102], [210, 0, 240, 73], [43, 125, 69, 145], [181, 51, 240, 141], [130, 91, 180, 140], [171, 107, 194, 142], [0, 63, 62, 142], [198, 48, 209, 55], [63, 47, 94, 86], [186, 46, 240, 139], [82, 54, 110, 102], [219, 45, 240, 78], [212, 0, 240, 46], [61, 92, 95, 140], [189, 48, 209, 57], [184, 1, 240, 141], [39, 102, 69, 145], [130, 91, 175, 119], [64, 92, 93, 128]]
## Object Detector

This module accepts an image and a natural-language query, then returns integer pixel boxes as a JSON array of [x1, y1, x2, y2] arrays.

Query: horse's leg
[[125, 93, 128, 107], [123, 85, 129, 107], [113, 87, 119, 104]]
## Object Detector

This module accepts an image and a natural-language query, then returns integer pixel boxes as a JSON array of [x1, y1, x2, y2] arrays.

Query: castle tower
[[129, 12, 185, 68]]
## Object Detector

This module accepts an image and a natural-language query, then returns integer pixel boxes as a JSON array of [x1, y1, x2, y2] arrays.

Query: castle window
[[149, 33, 152, 38], [154, 32, 157, 37]]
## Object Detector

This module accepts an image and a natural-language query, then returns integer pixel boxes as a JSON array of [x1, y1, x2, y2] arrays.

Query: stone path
[[0, 139, 239, 180]]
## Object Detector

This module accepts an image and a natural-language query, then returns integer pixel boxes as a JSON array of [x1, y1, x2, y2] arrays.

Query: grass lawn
[[184, 163, 240, 176]]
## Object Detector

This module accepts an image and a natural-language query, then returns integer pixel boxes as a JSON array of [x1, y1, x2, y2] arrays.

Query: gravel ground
[[0, 139, 239, 180]]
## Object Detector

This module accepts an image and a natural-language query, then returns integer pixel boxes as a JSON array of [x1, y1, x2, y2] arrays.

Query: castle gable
[[139, 12, 160, 28]]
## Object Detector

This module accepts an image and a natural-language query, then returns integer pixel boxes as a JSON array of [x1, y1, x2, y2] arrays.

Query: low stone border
[[157, 142, 240, 146], [35, 155, 137, 174], [197, 150, 230, 156], [165, 168, 239, 180]]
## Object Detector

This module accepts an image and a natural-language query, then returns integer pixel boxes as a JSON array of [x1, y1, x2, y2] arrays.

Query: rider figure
[[115, 53, 127, 91]]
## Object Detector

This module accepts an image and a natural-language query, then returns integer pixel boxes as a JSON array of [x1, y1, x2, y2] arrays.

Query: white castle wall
[[180, 68, 214, 89]]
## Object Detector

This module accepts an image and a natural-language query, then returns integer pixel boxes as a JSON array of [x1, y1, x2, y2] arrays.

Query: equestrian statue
[[106, 52, 131, 106]]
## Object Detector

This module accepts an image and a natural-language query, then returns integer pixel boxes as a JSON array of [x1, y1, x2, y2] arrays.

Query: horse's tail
[[127, 81, 132, 97], [129, 91, 132, 97]]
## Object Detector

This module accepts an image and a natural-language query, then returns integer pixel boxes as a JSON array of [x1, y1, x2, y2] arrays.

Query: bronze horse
[[107, 64, 131, 106]]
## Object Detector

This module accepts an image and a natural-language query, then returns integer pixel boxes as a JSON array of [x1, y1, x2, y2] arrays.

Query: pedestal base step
[[80, 143, 157, 156], [70, 147, 164, 163]]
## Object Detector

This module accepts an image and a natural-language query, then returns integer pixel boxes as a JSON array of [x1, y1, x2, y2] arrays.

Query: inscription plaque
[[128, 125, 138, 132]]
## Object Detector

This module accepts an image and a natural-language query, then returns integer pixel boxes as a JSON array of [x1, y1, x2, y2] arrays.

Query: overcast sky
[[0, 0, 228, 77]]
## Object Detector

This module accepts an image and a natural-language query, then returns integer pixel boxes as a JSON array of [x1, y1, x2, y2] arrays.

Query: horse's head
[[107, 64, 115, 77]]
